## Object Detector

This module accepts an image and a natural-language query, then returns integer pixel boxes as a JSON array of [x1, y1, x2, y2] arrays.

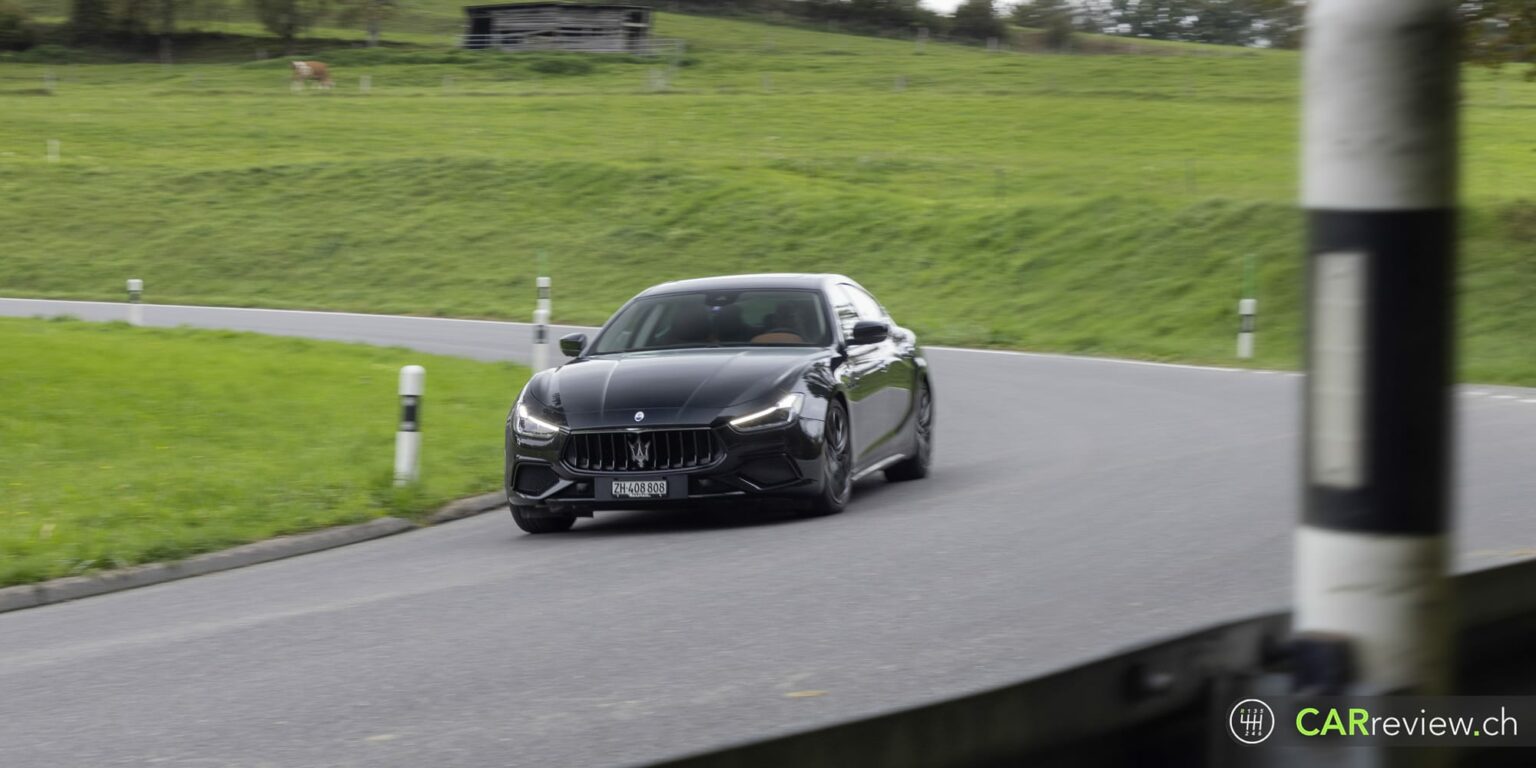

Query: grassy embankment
[[0, 317, 525, 587], [0, 11, 1533, 382]]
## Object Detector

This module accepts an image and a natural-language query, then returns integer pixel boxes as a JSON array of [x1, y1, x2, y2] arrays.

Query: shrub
[[525, 54, 595, 75], [0, 0, 37, 51], [1, 43, 89, 62]]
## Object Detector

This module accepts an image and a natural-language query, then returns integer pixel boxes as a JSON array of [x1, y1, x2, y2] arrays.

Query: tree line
[[1011, 0, 1536, 61], [1012, 0, 1302, 49], [22, 0, 1536, 70], [666, 0, 1008, 42], [54, 0, 393, 50]]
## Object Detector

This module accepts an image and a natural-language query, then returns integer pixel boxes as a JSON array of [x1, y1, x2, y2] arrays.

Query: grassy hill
[[1, 11, 1533, 383], [0, 317, 527, 587]]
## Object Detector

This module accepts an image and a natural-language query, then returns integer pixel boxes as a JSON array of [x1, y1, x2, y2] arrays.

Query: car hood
[[529, 348, 827, 429]]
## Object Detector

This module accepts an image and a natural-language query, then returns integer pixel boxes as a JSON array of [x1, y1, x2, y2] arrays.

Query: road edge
[[0, 491, 508, 615]]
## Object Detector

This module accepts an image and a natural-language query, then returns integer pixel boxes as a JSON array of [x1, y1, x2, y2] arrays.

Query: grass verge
[[0, 316, 523, 587]]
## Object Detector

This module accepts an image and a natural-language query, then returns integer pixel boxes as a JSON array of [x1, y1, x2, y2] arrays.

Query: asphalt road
[[3, 298, 1535, 768]]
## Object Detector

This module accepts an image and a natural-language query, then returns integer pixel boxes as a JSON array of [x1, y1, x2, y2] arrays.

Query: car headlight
[[729, 393, 805, 432], [514, 399, 564, 439]]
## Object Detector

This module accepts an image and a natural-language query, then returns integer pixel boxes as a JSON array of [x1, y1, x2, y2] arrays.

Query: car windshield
[[590, 289, 831, 354]]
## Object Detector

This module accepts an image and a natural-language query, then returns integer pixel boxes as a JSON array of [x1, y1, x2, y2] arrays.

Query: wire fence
[[456, 34, 686, 58]]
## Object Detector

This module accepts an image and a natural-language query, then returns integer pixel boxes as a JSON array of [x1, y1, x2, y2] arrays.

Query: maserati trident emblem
[[628, 434, 651, 467], [634, 410, 645, 423]]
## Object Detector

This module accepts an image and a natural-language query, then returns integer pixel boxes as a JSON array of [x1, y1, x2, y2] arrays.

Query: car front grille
[[562, 429, 721, 473]]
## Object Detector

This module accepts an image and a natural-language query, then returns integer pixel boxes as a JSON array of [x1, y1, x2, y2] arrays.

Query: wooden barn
[[461, 3, 654, 53]]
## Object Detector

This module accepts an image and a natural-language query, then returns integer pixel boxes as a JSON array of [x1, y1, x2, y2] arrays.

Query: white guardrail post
[[531, 276, 552, 372], [126, 278, 143, 326], [394, 365, 425, 486], [1236, 297, 1256, 359], [1295, 0, 1457, 702]]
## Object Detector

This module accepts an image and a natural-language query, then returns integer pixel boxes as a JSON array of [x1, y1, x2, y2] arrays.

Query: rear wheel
[[885, 379, 933, 482], [806, 400, 853, 516], [511, 505, 576, 534]]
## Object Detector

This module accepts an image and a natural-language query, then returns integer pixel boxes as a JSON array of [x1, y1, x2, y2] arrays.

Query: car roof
[[636, 273, 851, 296]]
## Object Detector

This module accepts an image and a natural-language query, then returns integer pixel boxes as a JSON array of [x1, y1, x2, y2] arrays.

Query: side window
[[829, 285, 861, 340], [841, 284, 886, 322]]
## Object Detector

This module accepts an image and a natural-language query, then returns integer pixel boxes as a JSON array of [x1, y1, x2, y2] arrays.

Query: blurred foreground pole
[[126, 278, 143, 326], [531, 276, 552, 372], [1296, 0, 1457, 701], [394, 365, 424, 486]]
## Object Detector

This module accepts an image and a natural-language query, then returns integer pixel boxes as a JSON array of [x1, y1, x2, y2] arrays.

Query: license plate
[[611, 479, 669, 499]]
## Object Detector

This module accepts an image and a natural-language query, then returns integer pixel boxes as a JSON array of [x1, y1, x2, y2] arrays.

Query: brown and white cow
[[290, 60, 333, 91]]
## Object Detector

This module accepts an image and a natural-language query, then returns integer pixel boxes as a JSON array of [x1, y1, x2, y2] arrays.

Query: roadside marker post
[[46, 139, 59, 163], [126, 278, 143, 326], [1236, 298, 1256, 359], [394, 365, 425, 486], [1295, 0, 1458, 700], [532, 276, 552, 372], [360, 75, 372, 94]]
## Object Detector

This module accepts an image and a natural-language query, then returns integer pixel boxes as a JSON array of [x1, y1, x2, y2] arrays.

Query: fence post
[[1236, 298, 1256, 359], [126, 278, 143, 326], [1295, 0, 1458, 703], [531, 276, 552, 372], [394, 365, 425, 486]]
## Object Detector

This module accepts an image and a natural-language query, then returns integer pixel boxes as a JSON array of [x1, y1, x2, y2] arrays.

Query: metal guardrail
[[648, 559, 1536, 768], [457, 34, 686, 57]]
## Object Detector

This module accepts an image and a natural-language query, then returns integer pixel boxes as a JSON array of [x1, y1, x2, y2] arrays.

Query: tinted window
[[591, 290, 832, 354]]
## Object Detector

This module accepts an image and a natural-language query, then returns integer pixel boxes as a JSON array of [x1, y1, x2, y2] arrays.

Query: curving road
[[3, 298, 1535, 767]]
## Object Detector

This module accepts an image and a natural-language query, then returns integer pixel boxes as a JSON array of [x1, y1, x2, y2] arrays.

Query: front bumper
[[505, 417, 828, 515]]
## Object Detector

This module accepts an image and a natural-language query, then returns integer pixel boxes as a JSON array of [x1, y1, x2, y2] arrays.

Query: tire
[[884, 378, 933, 482], [806, 399, 853, 516], [511, 505, 576, 534]]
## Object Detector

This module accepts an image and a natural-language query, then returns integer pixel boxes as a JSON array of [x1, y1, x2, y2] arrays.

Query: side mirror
[[850, 319, 889, 346], [559, 333, 587, 358]]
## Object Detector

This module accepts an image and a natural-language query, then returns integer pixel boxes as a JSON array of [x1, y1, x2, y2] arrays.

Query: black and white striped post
[[1236, 298, 1256, 359], [531, 276, 552, 372], [394, 365, 425, 486], [126, 278, 144, 326], [1295, 0, 1458, 696]]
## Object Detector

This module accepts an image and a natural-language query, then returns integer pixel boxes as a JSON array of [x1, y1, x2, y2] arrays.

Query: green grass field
[[1, 11, 1534, 383], [0, 317, 525, 587]]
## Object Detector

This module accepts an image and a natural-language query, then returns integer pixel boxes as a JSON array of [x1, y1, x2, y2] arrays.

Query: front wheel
[[511, 505, 576, 534], [806, 400, 853, 516], [885, 378, 933, 482]]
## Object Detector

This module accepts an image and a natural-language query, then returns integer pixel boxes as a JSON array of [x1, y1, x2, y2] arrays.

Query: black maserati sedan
[[504, 274, 934, 533]]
